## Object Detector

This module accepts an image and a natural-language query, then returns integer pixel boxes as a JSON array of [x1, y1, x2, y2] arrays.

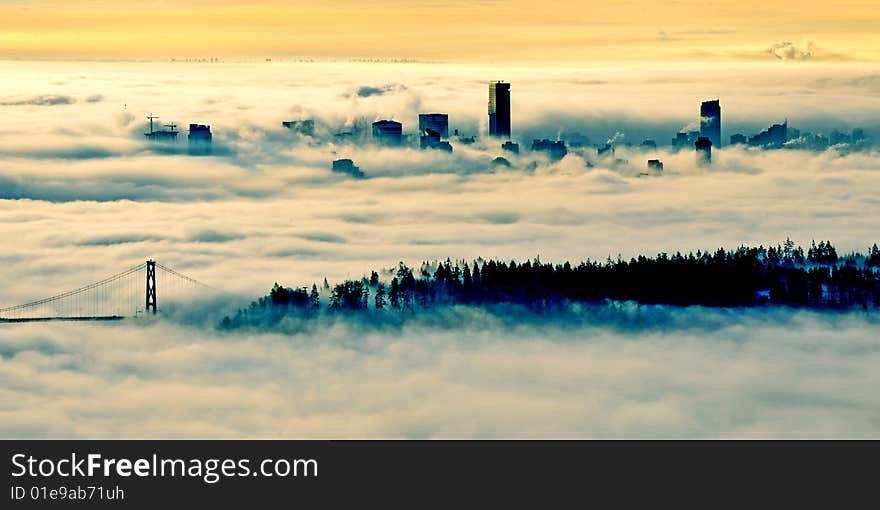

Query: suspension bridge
[[0, 260, 216, 323]]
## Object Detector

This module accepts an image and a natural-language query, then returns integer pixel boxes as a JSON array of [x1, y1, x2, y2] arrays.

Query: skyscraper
[[748, 121, 788, 148], [187, 123, 212, 155], [372, 120, 403, 146], [418, 113, 449, 139], [695, 136, 712, 165], [700, 99, 721, 148], [488, 81, 511, 138]]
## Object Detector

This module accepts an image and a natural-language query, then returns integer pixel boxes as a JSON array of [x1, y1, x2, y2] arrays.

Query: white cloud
[[0, 308, 878, 438], [767, 40, 815, 61]]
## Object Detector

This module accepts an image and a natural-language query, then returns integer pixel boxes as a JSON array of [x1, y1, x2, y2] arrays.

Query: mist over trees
[[220, 240, 880, 329]]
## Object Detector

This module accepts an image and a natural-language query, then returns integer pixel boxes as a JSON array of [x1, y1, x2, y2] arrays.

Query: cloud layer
[[0, 61, 879, 437], [1, 307, 878, 438]]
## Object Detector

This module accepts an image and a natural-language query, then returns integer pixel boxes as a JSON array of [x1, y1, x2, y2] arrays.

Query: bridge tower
[[146, 260, 157, 314]]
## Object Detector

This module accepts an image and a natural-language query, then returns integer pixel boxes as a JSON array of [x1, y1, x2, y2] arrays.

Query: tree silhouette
[[309, 284, 320, 310], [375, 283, 387, 310], [221, 239, 880, 328]]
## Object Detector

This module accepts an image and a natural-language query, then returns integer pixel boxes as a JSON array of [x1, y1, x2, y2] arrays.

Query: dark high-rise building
[[187, 123, 212, 155], [372, 120, 403, 146], [700, 99, 721, 148], [695, 136, 712, 165], [492, 156, 512, 168], [502, 141, 520, 154], [674, 130, 701, 149], [418, 113, 449, 139], [730, 133, 747, 145], [420, 128, 441, 148], [672, 132, 689, 149], [531, 139, 567, 161], [420, 128, 453, 152], [830, 129, 851, 145], [332, 159, 365, 178], [488, 81, 511, 138], [748, 121, 788, 148]]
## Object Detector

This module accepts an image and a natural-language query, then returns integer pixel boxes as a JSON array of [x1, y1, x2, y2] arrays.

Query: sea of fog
[[1, 307, 879, 438], [0, 60, 879, 437]]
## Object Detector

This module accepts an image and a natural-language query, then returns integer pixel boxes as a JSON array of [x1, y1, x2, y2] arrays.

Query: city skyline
[[147, 80, 869, 160], [0, 1, 877, 62]]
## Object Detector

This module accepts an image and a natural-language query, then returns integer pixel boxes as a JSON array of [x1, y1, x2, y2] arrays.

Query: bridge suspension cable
[[0, 262, 146, 316], [0, 260, 218, 322], [155, 262, 220, 291]]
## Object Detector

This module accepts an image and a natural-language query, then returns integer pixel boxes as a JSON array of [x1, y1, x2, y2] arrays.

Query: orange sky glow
[[0, 0, 877, 62]]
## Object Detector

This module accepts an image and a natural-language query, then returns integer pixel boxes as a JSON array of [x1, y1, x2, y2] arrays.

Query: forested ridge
[[220, 240, 880, 328]]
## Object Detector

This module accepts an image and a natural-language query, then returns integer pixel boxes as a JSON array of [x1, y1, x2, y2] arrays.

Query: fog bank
[[1, 307, 878, 438]]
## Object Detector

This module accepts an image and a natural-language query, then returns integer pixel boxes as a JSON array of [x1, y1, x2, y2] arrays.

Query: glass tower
[[700, 99, 721, 148], [488, 82, 511, 138]]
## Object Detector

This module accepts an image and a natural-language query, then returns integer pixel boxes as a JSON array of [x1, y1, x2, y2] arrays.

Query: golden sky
[[1, 0, 878, 61]]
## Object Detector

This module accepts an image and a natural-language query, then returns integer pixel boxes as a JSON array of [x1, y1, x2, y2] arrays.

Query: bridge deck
[[0, 316, 125, 323]]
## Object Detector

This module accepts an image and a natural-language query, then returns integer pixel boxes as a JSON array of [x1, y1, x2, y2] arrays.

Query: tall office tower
[[700, 99, 721, 148], [672, 132, 689, 149], [730, 133, 748, 145], [372, 120, 403, 146], [695, 136, 713, 165], [418, 113, 449, 139], [488, 81, 511, 138], [187, 123, 212, 155]]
